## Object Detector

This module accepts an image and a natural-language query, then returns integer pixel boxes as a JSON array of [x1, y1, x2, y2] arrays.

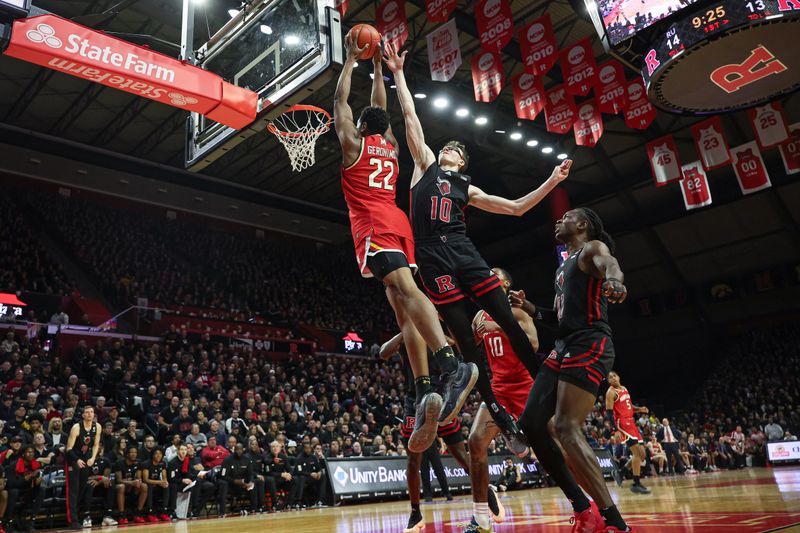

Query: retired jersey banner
[[425, 0, 457, 23], [544, 85, 576, 134], [471, 50, 504, 102], [511, 72, 545, 121], [475, 0, 514, 52], [691, 116, 730, 171], [749, 101, 789, 149], [731, 141, 772, 195], [780, 122, 800, 175], [573, 99, 603, 147], [680, 162, 712, 210], [335, 0, 349, 16], [560, 38, 598, 97], [646, 134, 682, 187], [426, 19, 461, 82], [520, 14, 558, 77], [623, 77, 656, 130], [596, 60, 627, 114], [377, 0, 408, 51]]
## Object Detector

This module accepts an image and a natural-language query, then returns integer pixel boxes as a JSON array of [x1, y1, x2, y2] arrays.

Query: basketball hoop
[[267, 104, 332, 172]]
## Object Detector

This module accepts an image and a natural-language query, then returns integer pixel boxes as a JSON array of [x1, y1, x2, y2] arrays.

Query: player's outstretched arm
[[511, 307, 539, 352], [334, 34, 368, 160], [379, 332, 404, 360], [468, 159, 572, 216], [383, 41, 436, 172], [605, 387, 617, 412], [370, 51, 399, 148], [579, 241, 627, 303]]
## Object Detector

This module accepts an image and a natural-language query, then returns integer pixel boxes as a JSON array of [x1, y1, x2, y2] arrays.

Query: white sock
[[473, 502, 490, 528]]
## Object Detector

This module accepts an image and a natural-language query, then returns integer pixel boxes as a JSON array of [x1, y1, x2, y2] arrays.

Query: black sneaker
[[494, 410, 529, 458], [631, 483, 651, 494], [612, 467, 624, 487], [487, 484, 505, 524], [438, 361, 478, 425], [408, 392, 443, 453]]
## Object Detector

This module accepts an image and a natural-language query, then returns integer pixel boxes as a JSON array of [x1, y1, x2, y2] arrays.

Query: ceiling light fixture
[[542, 146, 554, 154], [474, 116, 488, 125], [455, 108, 469, 118], [526, 139, 539, 147], [509, 132, 523, 141], [227, 9, 238, 17], [433, 97, 449, 109], [557, 153, 568, 160], [414, 93, 427, 99]]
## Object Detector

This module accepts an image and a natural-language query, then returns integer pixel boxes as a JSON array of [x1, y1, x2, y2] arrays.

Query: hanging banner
[[646, 134, 682, 187], [690, 116, 731, 171], [748, 101, 789, 149], [511, 72, 545, 121], [596, 60, 627, 114], [560, 38, 598, 97], [623, 77, 656, 130], [475, 0, 514, 52], [426, 19, 461, 82], [471, 50, 504, 102], [335, 0, 349, 16], [731, 141, 772, 195], [519, 14, 558, 77], [544, 85, 576, 135], [376, 0, 409, 51], [573, 99, 603, 147], [779, 122, 800, 175], [680, 162, 713, 210], [425, 0, 457, 23]]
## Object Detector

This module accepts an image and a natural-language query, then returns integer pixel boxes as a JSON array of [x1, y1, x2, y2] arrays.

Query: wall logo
[[168, 92, 198, 106], [333, 466, 349, 487], [527, 23, 544, 43], [578, 104, 594, 121], [26, 24, 62, 49], [382, 1, 399, 22], [518, 73, 535, 91], [600, 65, 616, 84], [484, 0, 502, 18], [568, 45, 586, 65], [479, 52, 495, 71]]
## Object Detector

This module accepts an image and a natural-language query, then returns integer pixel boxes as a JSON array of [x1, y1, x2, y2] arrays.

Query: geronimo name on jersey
[[410, 163, 471, 245], [554, 249, 612, 337]]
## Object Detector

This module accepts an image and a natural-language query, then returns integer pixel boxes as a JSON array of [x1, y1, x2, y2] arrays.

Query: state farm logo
[[483, 0, 502, 18], [382, 1, 399, 22], [26, 24, 62, 49], [333, 466, 348, 486], [628, 82, 644, 101], [478, 52, 495, 72], [168, 92, 198, 106], [773, 445, 790, 458], [527, 23, 545, 43], [578, 104, 594, 121], [600, 65, 616, 84], [568, 45, 585, 65], [518, 73, 535, 91]]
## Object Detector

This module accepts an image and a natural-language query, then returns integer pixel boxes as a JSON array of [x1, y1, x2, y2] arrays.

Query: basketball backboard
[[183, 0, 342, 170]]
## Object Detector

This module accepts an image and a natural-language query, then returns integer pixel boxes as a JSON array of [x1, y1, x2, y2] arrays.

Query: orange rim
[[267, 104, 332, 138]]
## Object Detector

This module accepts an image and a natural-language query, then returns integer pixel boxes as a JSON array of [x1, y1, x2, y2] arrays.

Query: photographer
[[5, 445, 44, 531]]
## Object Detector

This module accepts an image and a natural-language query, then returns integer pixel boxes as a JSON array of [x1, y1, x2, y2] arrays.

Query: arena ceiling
[[1, 0, 799, 328]]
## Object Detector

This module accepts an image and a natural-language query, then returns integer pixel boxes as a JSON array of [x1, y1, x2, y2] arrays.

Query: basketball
[[347, 24, 381, 60]]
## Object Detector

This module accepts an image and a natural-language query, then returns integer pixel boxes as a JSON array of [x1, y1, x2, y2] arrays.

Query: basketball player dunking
[[334, 35, 477, 453], [606, 371, 651, 494], [383, 41, 570, 448], [512, 208, 632, 532]]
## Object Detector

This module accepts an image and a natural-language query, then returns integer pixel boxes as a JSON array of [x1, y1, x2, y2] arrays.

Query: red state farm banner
[[544, 84, 576, 134], [680, 162, 713, 210], [646, 134, 682, 187], [335, 0, 349, 16], [5, 14, 256, 129], [560, 38, 598, 97], [623, 77, 656, 130], [691, 116, 731, 170], [511, 72, 545, 121], [425, 0, 457, 23], [573, 99, 603, 147], [377, 0, 409, 51], [731, 141, 772, 195], [748, 101, 789, 149], [780, 122, 800, 175], [427, 19, 461, 82], [471, 50, 504, 102], [475, 0, 514, 52], [519, 14, 558, 77], [596, 60, 627, 114]]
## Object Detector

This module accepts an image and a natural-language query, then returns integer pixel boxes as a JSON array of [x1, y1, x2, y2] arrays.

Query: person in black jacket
[[245, 438, 267, 513], [264, 441, 295, 511], [5, 445, 44, 532], [656, 418, 686, 475], [87, 442, 117, 526], [142, 448, 170, 522], [219, 443, 256, 515]]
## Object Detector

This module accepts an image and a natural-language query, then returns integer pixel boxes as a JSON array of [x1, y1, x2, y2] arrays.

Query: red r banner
[[623, 77, 656, 130], [425, 0, 457, 23], [731, 141, 772, 195], [475, 0, 514, 52], [511, 72, 545, 121], [4, 14, 257, 129], [779, 122, 800, 175], [377, 0, 409, 51], [646, 134, 682, 187], [573, 99, 603, 147], [691, 116, 730, 170], [560, 38, 598, 97], [471, 50, 504, 102], [519, 14, 557, 77], [544, 84, 576, 134], [680, 162, 713, 210], [596, 60, 627, 114], [748, 101, 789, 149]]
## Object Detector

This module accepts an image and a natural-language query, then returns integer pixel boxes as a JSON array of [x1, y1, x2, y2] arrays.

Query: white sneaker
[[82, 517, 92, 528], [101, 516, 118, 526]]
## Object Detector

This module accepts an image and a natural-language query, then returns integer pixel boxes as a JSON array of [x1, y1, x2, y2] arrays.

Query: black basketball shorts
[[541, 328, 616, 394], [416, 237, 501, 306]]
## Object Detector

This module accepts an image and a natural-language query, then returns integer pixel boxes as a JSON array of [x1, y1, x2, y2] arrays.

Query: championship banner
[[680, 162, 713, 210], [573, 98, 603, 147], [425, 0, 457, 23], [646, 134, 682, 187], [560, 38, 598, 97], [335, 0, 349, 16], [596, 60, 627, 114], [519, 14, 558, 77], [691, 116, 731, 170], [511, 71, 545, 121], [544, 84, 576, 134], [475, 0, 514, 52], [623, 77, 656, 130], [731, 141, 772, 195], [471, 50, 504, 103], [749, 101, 789, 149], [426, 19, 461, 82], [779, 122, 800, 175], [4, 14, 257, 129], [376, 0, 409, 51]]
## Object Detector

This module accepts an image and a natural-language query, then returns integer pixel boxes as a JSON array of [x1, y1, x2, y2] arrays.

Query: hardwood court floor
[[114, 467, 800, 532]]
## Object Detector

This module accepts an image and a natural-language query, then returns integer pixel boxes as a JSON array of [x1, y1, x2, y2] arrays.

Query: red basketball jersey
[[612, 386, 634, 420], [480, 312, 534, 394]]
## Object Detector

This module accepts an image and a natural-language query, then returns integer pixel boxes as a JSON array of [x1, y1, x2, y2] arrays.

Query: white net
[[268, 106, 331, 172]]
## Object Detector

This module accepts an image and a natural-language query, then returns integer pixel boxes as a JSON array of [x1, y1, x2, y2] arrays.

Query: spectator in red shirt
[[200, 435, 229, 469]]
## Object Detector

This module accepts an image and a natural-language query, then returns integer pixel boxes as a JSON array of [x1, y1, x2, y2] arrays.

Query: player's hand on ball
[[344, 33, 368, 63], [382, 40, 407, 73], [550, 159, 572, 183], [602, 278, 627, 304], [508, 289, 526, 308]]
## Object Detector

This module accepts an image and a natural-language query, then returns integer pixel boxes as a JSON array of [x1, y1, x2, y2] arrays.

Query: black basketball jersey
[[144, 460, 166, 481], [90, 456, 111, 477], [410, 163, 471, 245], [555, 248, 612, 337], [74, 422, 97, 460], [115, 459, 139, 481]]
